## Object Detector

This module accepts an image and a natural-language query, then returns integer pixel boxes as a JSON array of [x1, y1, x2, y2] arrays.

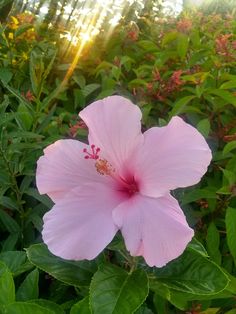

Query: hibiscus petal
[[133, 116, 212, 197], [79, 96, 143, 174], [42, 182, 123, 260], [113, 194, 194, 267], [36, 139, 110, 202]]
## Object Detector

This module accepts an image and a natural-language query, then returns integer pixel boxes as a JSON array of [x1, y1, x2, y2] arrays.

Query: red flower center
[[83, 144, 139, 197], [119, 176, 139, 198]]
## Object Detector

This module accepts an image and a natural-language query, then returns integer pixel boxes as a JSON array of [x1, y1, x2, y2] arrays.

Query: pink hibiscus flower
[[36, 96, 212, 267]]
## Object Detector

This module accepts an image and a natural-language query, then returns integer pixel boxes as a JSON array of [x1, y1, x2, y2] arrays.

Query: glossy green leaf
[[1, 233, 19, 252], [181, 188, 217, 205], [70, 297, 91, 314], [209, 89, 236, 107], [135, 305, 153, 314], [29, 300, 65, 314], [3, 302, 54, 314], [16, 103, 33, 131], [168, 291, 188, 311], [24, 188, 53, 208], [0, 251, 33, 276], [197, 118, 210, 137], [0, 261, 15, 305], [226, 207, 236, 265], [206, 223, 221, 265], [90, 264, 148, 314], [26, 243, 100, 286], [187, 238, 208, 257], [82, 84, 100, 98], [152, 248, 229, 295], [153, 294, 168, 314], [223, 141, 236, 155], [16, 269, 39, 301], [0, 196, 19, 211], [170, 95, 196, 116], [0, 209, 20, 233]]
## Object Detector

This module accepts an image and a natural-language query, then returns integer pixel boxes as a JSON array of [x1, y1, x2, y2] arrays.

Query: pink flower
[[36, 96, 212, 267]]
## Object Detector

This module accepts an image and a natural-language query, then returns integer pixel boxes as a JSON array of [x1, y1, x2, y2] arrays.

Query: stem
[[129, 256, 137, 274]]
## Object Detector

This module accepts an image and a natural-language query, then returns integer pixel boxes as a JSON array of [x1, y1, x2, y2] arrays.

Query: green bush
[[0, 6, 236, 313]]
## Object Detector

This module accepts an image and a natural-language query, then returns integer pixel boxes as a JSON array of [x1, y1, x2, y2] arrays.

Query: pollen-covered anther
[[83, 144, 100, 160], [95, 159, 115, 176]]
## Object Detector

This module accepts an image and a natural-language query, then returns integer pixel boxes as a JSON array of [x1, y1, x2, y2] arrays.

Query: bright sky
[[162, 0, 183, 15]]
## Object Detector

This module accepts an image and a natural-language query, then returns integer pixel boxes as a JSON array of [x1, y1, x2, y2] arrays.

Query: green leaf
[[74, 89, 85, 108], [111, 67, 121, 81], [0, 208, 21, 233], [82, 84, 100, 98], [170, 95, 196, 116], [0, 261, 15, 305], [187, 238, 208, 257], [128, 79, 147, 88], [153, 293, 168, 314], [197, 119, 210, 137], [208, 89, 236, 107], [135, 305, 153, 314], [181, 188, 217, 205], [226, 207, 236, 265], [16, 103, 33, 131], [206, 223, 221, 264], [138, 40, 158, 52], [162, 31, 178, 46], [168, 291, 188, 311], [36, 105, 56, 133], [29, 47, 57, 98], [70, 297, 91, 314], [29, 51, 43, 97], [26, 243, 100, 286], [24, 188, 53, 208], [9, 131, 44, 139], [0, 196, 19, 211], [3, 302, 54, 314], [96, 89, 115, 100], [152, 248, 229, 295], [16, 269, 39, 301], [0, 68, 13, 85], [222, 169, 236, 186], [223, 141, 236, 155], [3, 84, 33, 112], [1, 233, 19, 252], [72, 74, 86, 89], [0, 251, 33, 276], [90, 264, 148, 314], [177, 33, 189, 60], [29, 299, 65, 314], [220, 80, 236, 89]]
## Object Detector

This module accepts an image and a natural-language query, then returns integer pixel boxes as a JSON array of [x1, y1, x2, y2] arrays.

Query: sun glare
[[11, 0, 143, 96]]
